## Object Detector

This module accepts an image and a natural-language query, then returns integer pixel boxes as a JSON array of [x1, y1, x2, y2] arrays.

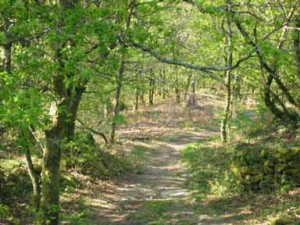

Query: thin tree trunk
[[221, 70, 232, 143], [4, 42, 12, 74], [221, 3, 233, 143], [184, 72, 192, 100], [133, 72, 139, 111], [149, 76, 155, 105], [110, 0, 134, 143], [140, 91, 146, 105], [294, 14, 300, 80], [162, 71, 167, 99], [110, 59, 125, 143], [24, 145, 41, 211], [174, 74, 180, 103], [134, 87, 139, 111], [235, 15, 300, 124]]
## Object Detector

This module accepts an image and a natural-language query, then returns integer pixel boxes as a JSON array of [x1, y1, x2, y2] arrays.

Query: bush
[[0, 166, 31, 223], [230, 143, 300, 192], [0, 166, 32, 203], [63, 132, 128, 178]]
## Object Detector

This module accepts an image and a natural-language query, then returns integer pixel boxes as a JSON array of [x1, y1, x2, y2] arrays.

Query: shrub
[[230, 143, 300, 192], [63, 132, 128, 178]]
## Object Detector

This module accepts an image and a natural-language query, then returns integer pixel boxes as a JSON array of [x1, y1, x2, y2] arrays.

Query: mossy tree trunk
[[41, 85, 84, 224]]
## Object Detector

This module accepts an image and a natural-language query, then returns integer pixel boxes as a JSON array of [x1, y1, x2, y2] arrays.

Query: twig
[[28, 126, 45, 152], [76, 118, 108, 144]]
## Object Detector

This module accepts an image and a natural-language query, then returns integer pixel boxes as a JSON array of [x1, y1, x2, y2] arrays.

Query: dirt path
[[86, 130, 214, 225]]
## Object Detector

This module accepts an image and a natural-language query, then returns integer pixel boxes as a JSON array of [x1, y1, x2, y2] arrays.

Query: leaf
[[112, 114, 125, 124]]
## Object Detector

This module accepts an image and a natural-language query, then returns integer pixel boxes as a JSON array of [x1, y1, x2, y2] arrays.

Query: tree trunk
[[221, 3, 233, 143], [221, 70, 232, 143], [134, 87, 139, 111], [162, 72, 168, 99], [24, 146, 41, 211], [294, 14, 300, 80], [174, 74, 180, 103], [110, 60, 125, 143], [110, 0, 134, 143], [4, 42, 12, 74], [140, 91, 146, 105], [149, 77, 155, 105], [184, 73, 192, 100], [41, 87, 83, 224], [235, 12, 300, 122]]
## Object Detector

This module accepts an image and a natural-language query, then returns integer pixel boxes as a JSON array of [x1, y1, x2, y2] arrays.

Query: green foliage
[[231, 143, 300, 193], [63, 132, 129, 178], [63, 132, 107, 178], [112, 114, 126, 124], [127, 200, 187, 225], [0, 165, 32, 223], [0, 203, 17, 224], [0, 165, 32, 203], [181, 137, 232, 198], [269, 214, 298, 225]]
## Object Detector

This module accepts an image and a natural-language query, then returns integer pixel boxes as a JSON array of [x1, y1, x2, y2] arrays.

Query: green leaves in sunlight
[[112, 114, 126, 124]]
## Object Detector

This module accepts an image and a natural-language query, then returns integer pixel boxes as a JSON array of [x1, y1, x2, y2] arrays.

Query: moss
[[269, 214, 296, 225], [62, 132, 130, 179], [230, 143, 300, 192]]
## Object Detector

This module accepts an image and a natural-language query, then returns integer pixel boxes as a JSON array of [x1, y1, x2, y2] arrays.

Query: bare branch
[[130, 42, 252, 75], [76, 118, 108, 144], [28, 126, 45, 152]]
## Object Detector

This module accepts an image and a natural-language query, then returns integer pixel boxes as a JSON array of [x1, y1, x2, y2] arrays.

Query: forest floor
[[90, 130, 217, 225], [62, 98, 300, 225], [64, 98, 224, 225]]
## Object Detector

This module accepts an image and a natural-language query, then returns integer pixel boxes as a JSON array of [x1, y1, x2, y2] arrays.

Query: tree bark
[[110, 59, 125, 143], [134, 87, 139, 111], [41, 122, 62, 225], [221, 69, 233, 143], [294, 14, 300, 80], [184, 72, 192, 100], [41, 88, 84, 224], [149, 76, 155, 105], [234, 16, 300, 124], [174, 74, 180, 103], [110, 0, 134, 143], [24, 140, 41, 211], [4, 42, 12, 74], [221, 2, 233, 143]]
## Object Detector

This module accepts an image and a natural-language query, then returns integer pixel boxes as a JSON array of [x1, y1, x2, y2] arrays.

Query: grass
[[180, 134, 300, 224], [181, 136, 232, 198], [126, 199, 195, 225]]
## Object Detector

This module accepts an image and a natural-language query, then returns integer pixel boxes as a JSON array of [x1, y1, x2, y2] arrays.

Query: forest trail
[[86, 129, 224, 225]]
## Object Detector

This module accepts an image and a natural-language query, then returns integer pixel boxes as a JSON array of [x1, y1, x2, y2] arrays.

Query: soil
[[84, 130, 218, 225]]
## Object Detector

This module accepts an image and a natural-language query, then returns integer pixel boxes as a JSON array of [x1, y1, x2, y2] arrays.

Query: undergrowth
[[180, 107, 300, 224]]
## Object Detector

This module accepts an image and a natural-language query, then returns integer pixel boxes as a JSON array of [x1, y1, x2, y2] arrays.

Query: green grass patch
[[180, 134, 300, 224], [181, 136, 232, 198], [125, 145, 154, 174], [126, 199, 194, 225]]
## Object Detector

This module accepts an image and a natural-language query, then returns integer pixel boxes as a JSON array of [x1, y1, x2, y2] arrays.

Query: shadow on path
[[87, 131, 215, 225]]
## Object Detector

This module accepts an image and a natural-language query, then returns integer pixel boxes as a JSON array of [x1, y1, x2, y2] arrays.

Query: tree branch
[[76, 118, 108, 144], [130, 42, 252, 74]]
